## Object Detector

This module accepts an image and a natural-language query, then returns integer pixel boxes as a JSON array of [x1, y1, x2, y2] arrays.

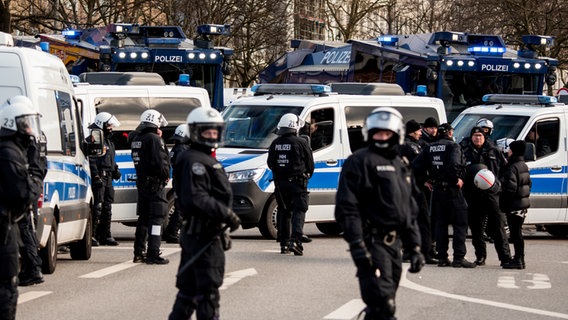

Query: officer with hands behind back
[[0, 98, 43, 319], [168, 108, 240, 320], [131, 109, 170, 264], [88, 112, 121, 247], [267, 113, 314, 256], [335, 107, 424, 320]]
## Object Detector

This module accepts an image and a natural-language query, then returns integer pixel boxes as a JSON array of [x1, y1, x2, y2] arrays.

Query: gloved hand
[[112, 168, 121, 180], [408, 246, 425, 273], [93, 176, 103, 188], [226, 209, 241, 233], [350, 240, 373, 276]]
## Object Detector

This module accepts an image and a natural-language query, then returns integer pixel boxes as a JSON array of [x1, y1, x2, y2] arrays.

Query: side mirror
[[524, 142, 536, 162], [86, 129, 105, 156]]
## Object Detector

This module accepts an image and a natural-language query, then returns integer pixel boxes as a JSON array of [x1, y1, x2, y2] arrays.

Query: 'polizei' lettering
[[155, 55, 183, 63], [275, 144, 291, 151], [320, 51, 351, 65], [429, 145, 446, 152], [481, 64, 509, 72]]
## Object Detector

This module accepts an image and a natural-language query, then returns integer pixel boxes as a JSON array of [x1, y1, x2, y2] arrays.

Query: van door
[[522, 116, 567, 223]]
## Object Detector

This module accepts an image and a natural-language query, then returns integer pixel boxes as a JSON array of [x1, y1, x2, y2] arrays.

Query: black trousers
[[169, 224, 225, 320], [275, 179, 309, 245], [93, 175, 115, 239], [506, 212, 525, 259], [0, 223, 19, 320], [134, 180, 167, 258], [17, 211, 42, 277], [431, 187, 469, 261]]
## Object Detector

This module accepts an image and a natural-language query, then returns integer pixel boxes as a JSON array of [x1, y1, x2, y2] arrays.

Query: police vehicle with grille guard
[[452, 94, 568, 237], [0, 32, 100, 274], [217, 83, 447, 239], [75, 75, 212, 226]]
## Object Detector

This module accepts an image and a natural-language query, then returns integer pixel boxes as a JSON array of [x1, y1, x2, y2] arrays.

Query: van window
[[57, 91, 77, 156], [307, 108, 334, 151], [222, 105, 303, 149], [39, 89, 62, 152], [525, 119, 559, 158], [453, 114, 530, 144]]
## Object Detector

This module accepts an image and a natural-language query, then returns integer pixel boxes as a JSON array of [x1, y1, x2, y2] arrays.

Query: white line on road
[[400, 263, 568, 319], [18, 291, 52, 304], [220, 268, 257, 291], [79, 247, 181, 279], [323, 299, 365, 320]]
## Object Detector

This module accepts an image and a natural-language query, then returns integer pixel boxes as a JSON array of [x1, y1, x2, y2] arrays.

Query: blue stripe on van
[[529, 166, 567, 194], [44, 159, 89, 203], [217, 153, 261, 167]]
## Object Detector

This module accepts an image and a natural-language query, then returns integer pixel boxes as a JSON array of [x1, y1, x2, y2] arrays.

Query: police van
[[0, 32, 96, 273], [452, 94, 568, 237], [217, 83, 447, 239], [75, 79, 212, 226]]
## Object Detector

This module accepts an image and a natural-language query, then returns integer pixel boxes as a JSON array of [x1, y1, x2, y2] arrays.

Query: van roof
[[460, 102, 568, 117]]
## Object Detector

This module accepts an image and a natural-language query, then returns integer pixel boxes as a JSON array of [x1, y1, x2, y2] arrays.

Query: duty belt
[[370, 227, 397, 246]]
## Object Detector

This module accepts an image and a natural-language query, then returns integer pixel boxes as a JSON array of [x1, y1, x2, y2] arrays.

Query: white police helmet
[[171, 124, 190, 142], [476, 118, 494, 136], [139, 109, 168, 128], [473, 168, 496, 190], [496, 137, 516, 154], [276, 113, 304, 135], [362, 107, 404, 144], [91, 112, 120, 129], [186, 108, 225, 148], [0, 97, 41, 138]]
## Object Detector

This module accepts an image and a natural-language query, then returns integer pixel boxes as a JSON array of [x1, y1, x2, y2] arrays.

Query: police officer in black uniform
[[335, 107, 424, 320], [88, 112, 121, 246], [462, 126, 511, 266], [413, 123, 476, 268], [168, 108, 240, 320], [163, 124, 191, 244], [0, 98, 43, 319], [131, 109, 170, 264], [267, 113, 314, 256]]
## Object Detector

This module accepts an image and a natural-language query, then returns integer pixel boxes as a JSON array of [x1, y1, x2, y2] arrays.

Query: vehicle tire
[[258, 197, 278, 240], [70, 210, 92, 260], [163, 196, 175, 230], [316, 222, 343, 236], [40, 220, 57, 274], [544, 224, 568, 238]]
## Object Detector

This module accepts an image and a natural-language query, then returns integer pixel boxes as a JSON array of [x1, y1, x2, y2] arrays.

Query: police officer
[[335, 107, 424, 320], [0, 99, 43, 319], [168, 108, 240, 320], [462, 126, 511, 266], [267, 113, 314, 256], [413, 123, 476, 268], [88, 112, 121, 246], [163, 124, 191, 244], [418, 116, 438, 149], [131, 109, 170, 264]]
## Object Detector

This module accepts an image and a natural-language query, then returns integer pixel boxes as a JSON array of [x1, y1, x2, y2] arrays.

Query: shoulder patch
[[192, 162, 206, 175]]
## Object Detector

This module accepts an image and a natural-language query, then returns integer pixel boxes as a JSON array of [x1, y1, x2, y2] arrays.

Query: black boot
[[289, 240, 303, 256], [502, 257, 524, 269]]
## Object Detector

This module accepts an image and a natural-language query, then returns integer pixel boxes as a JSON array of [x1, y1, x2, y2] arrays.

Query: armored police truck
[[452, 94, 568, 237], [0, 32, 96, 273], [217, 83, 447, 239]]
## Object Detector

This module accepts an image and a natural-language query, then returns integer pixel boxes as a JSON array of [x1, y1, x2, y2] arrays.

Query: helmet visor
[[16, 114, 41, 138], [364, 111, 402, 134]]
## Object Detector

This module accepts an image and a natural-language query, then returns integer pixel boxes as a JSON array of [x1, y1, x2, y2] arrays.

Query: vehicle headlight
[[227, 168, 265, 183]]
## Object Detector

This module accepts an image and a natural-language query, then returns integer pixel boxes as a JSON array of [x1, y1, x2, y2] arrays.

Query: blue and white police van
[[75, 79, 212, 226], [452, 94, 568, 237], [0, 32, 95, 273], [217, 83, 447, 239]]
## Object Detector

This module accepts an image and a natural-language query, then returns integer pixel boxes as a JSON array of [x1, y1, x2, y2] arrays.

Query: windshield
[[453, 114, 530, 144], [222, 105, 304, 149]]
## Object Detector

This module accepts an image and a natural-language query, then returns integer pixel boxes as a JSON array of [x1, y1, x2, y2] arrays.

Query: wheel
[[316, 222, 342, 236], [163, 196, 175, 230], [70, 209, 92, 260], [258, 197, 278, 240], [40, 220, 57, 274], [544, 224, 568, 238]]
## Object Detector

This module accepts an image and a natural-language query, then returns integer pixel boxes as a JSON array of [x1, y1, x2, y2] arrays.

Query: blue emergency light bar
[[468, 46, 506, 55], [482, 94, 557, 104], [62, 29, 82, 39], [378, 36, 398, 46], [251, 84, 331, 95], [197, 24, 230, 36], [522, 35, 555, 47]]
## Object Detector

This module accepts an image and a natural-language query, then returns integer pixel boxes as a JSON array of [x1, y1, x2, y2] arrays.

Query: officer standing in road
[[335, 107, 424, 320], [162, 124, 191, 244], [0, 99, 43, 319], [413, 123, 476, 268], [267, 113, 314, 256], [131, 109, 170, 264], [88, 112, 121, 247], [418, 116, 438, 149], [168, 108, 240, 320], [462, 126, 511, 266]]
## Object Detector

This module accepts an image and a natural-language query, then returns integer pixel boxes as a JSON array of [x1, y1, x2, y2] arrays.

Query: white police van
[[217, 83, 447, 239], [75, 79, 212, 226], [0, 32, 95, 273], [452, 94, 568, 237]]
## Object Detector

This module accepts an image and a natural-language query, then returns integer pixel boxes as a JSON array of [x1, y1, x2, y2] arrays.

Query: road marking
[[524, 273, 551, 289], [498, 274, 520, 289], [18, 291, 52, 304], [79, 247, 180, 279], [401, 264, 568, 319], [220, 268, 257, 291], [323, 299, 366, 319]]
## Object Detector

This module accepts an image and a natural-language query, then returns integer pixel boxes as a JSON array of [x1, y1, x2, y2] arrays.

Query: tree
[[0, 0, 11, 33]]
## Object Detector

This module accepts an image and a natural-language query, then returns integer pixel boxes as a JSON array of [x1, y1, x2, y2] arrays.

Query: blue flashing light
[[482, 94, 557, 104], [522, 35, 555, 47], [69, 75, 80, 84], [147, 38, 181, 45], [39, 42, 50, 52], [62, 29, 82, 38], [378, 36, 398, 46], [179, 74, 190, 86], [416, 85, 427, 96], [197, 24, 231, 36], [468, 46, 505, 56]]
